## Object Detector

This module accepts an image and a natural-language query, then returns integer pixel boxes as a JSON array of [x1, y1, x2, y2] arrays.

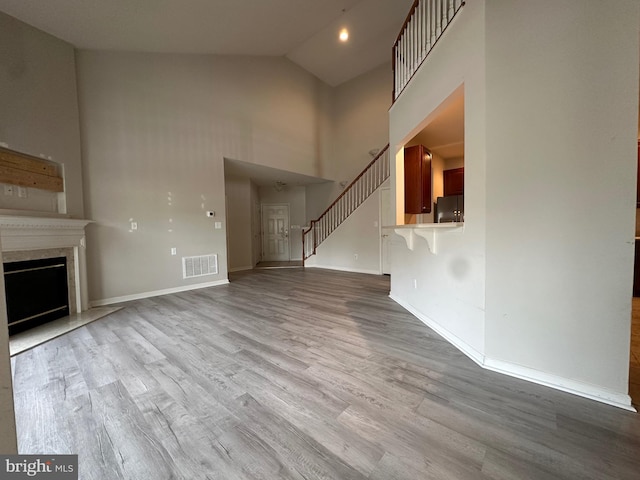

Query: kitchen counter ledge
[[384, 223, 464, 254]]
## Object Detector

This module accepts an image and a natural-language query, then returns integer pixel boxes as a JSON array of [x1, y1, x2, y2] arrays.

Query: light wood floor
[[11, 269, 640, 480]]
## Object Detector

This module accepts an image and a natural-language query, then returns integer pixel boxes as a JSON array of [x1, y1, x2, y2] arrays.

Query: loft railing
[[393, 0, 465, 101], [303, 145, 390, 263]]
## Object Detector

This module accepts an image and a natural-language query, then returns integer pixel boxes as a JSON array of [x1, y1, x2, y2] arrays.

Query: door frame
[[261, 203, 291, 262], [380, 187, 391, 275], [251, 199, 262, 267]]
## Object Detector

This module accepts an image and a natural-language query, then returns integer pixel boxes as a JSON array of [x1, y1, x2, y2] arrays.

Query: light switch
[[214, 222, 222, 229], [171, 247, 177, 255], [131, 222, 138, 230]]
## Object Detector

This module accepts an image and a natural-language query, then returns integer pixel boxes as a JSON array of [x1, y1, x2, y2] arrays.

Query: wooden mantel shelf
[[385, 223, 464, 254]]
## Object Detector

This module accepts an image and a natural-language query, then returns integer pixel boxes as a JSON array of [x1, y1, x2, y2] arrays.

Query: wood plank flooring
[[10, 268, 640, 480]]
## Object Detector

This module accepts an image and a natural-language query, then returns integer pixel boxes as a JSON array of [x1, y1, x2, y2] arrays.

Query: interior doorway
[[262, 204, 290, 262]]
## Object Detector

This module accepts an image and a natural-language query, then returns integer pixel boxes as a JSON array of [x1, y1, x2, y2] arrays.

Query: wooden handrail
[[309, 144, 389, 230], [395, 0, 421, 45], [393, 0, 422, 103], [302, 144, 390, 262], [392, 0, 465, 103]]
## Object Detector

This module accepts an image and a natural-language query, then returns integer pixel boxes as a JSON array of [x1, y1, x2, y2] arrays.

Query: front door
[[262, 204, 290, 261]]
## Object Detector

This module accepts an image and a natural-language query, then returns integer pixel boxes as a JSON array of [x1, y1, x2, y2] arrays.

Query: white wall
[[483, 0, 639, 406], [0, 181, 58, 213], [303, 63, 392, 273], [306, 63, 392, 221], [307, 186, 384, 275], [330, 63, 392, 182], [390, 0, 639, 409], [77, 51, 331, 302], [0, 12, 84, 217], [389, 0, 487, 361], [225, 175, 253, 272]]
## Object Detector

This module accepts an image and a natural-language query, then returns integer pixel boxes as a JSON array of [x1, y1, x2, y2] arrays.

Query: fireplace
[[0, 215, 91, 335], [4, 256, 70, 335]]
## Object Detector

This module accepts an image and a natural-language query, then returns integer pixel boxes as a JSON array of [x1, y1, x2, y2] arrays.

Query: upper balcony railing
[[393, 0, 465, 102]]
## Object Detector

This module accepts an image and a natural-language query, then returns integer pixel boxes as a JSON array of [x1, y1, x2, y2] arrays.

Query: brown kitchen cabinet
[[404, 145, 432, 214], [443, 167, 464, 197]]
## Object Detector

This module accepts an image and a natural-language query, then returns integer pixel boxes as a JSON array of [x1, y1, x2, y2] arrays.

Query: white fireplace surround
[[0, 215, 91, 314]]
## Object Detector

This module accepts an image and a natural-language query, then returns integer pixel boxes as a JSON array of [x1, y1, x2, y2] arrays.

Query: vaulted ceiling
[[0, 0, 414, 86]]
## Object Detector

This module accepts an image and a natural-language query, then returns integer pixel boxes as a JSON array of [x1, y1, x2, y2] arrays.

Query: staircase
[[303, 144, 390, 264]]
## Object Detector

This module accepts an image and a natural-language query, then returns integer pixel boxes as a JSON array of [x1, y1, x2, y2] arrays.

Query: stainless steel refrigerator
[[434, 195, 464, 223]]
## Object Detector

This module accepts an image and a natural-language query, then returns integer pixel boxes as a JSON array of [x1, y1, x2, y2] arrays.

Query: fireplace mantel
[[0, 215, 92, 312], [0, 215, 91, 251], [0, 216, 90, 229]]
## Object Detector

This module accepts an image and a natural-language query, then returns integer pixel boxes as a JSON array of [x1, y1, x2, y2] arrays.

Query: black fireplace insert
[[4, 256, 70, 335]]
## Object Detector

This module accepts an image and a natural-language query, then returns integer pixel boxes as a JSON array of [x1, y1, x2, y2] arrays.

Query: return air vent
[[182, 254, 218, 279]]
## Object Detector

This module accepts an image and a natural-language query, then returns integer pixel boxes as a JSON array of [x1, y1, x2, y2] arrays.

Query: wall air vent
[[182, 254, 218, 279]]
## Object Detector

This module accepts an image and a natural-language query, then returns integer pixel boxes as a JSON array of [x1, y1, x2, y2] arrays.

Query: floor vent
[[182, 254, 218, 279]]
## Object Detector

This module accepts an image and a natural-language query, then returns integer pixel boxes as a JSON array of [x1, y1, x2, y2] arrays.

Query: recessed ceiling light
[[339, 28, 349, 42]]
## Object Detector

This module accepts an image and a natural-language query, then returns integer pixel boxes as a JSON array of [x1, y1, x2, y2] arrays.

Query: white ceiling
[[411, 87, 465, 160], [224, 158, 331, 187], [0, 0, 414, 86]]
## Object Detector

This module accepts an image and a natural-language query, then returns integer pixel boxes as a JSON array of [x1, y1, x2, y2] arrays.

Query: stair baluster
[[302, 144, 390, 263]]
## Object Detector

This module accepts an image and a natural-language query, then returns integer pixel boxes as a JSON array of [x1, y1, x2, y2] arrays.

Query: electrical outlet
[[214, 222, 222, 229], [131, 222, 138, 230], [17, 186, 27, 198], [354, 254, 358, 260]]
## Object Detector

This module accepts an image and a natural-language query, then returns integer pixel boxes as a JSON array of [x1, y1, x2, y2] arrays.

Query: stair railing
[[393, 0, 465, 102], [303, 144, 390, 263]]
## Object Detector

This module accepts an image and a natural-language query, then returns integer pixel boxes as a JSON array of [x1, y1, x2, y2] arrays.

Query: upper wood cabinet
[[443, 167, 464, 197], [404, 145, 431, 214]]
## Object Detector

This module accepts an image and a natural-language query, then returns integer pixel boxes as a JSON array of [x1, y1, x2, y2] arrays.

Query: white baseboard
[[389, 293, 485, 366], [306, 264, 381, 276], [229, 265, 253, 273], [90, 279, 230, 307], [483, 357, 636, 412], [389, 292, 636, 412]]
